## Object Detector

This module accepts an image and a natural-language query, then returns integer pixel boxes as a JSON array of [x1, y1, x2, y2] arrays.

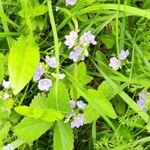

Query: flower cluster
[[0, 79, 11, 100], [64, 31, 97, 62], [33, 56, 65, 91], [65, 100, 86, 128], [109, 50, 129, 71], [65, 0, 77, 6], [137, 91, 150, 111]]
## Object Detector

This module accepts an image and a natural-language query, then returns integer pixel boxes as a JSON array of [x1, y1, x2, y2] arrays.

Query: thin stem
[[47, 0, 60, 110]]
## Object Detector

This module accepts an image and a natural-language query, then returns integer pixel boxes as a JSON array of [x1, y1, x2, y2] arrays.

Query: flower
[[80, 31, 97, 46], [77, 100, 86, 109], [3, 92, 10, 100], [64, 31, 78, 48], [45, 56, 57, 68], [2, 80, 11, 89], [109, 57, 121, 71], [69, 100, 76, 108], [119, 50, 129, 60], [71, 114, 84, 128], [69, 46, 84, 62], [3, 144, 14, 150], [38, 78, 52, 91], [65, 0, 77, 6], [137, 92, 149, 110], [33, 65, 45, 81], [58, 73, 65, 80]]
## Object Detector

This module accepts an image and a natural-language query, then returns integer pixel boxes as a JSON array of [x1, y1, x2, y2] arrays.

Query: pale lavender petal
[[65, 0, 77, 6], [45, 56, 57, 68], [80, 31, 97, 46], [38, 78, 52, 91], [71, 114, 84, 128], [119, 50, 129, 60], [3, 144, 14, 150], [64, 31, 78, 48], [77, 100, 86, 109], [137, 100, 145, 110], [2, 80, 11, 89], [33, 65, 45, 81], [69, 100, 76, 108], [109, 57, 121, 71], [69, 51, 79, 62]]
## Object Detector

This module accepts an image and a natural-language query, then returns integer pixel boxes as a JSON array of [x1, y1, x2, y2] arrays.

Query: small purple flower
[[71, 114, 84, 128], [45, 56, 57, 68], [137, 92, 149, 111], [69, 100, 76, 108], [77, 100, 86, 110], [119, 50, 129, 60], [69, 46, 84, 62], [109, 57, 121, 70], [64, 31, 78, 49], [33, 65, 45, 81], [65, 0, 77, 6], [80, 31, 97, 46], [58, 73, 65, 80], [2, 80, 11, 89], [3, 144, 14, 150], [38, 78, 52, 91], [137, 100, 145, 110]]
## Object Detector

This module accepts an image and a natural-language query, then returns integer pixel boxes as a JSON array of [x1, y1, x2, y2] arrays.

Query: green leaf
[[14, 118, 52, 142], [88, 89, 117, 119], [77, 62, 92, 86], [33, 5, 48, 17], [15, 106, 64, 122], [84, 104, 100, 123], [101, 34, 115, 49], [54, 121, 74, 150], [48, 82, 71, 115], [0, 53, 5, 84], [8, 35, 40, 95], [30, 93, 49, 109]]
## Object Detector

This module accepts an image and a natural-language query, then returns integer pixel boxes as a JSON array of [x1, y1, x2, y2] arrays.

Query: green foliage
[[8, 35, 40, 95], [14, 118, 52, 142], [54, 121, 74, 150], [48, 82, 71, 115], [0, 53, 4, 84], [15, 106, 64, 122]]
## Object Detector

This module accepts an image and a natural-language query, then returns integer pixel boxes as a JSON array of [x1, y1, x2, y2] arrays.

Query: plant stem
[[47, 0, 60, 110]]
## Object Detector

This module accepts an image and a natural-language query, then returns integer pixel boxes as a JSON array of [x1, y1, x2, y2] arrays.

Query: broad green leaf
[[88, 89, 117, 119], [54, 121, 74, 150], [84, 104, 100, 124], [8, 35, 40, 95], [14, 118, 52, 142], [48, 82, 71, 115], [101, 34, 115, 49], [77, 62, 92, 85], [0, 53, 4, 84], [30, 93, 49, 109], [33, 5, 48, 17], [15, 106, 64, 122]]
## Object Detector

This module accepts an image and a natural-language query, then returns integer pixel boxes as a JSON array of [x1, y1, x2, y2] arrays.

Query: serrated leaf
[[84, 104, 100, 123], [54, 121, 74, 150], [14, 118, 52, 142], [8, 35, 40, 95], [30, 93, 49, 109], [15, 106, 64, 122], [88, 89, 117, 119], [77, 62, 92, 85], [48, 82, 71, 115]]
